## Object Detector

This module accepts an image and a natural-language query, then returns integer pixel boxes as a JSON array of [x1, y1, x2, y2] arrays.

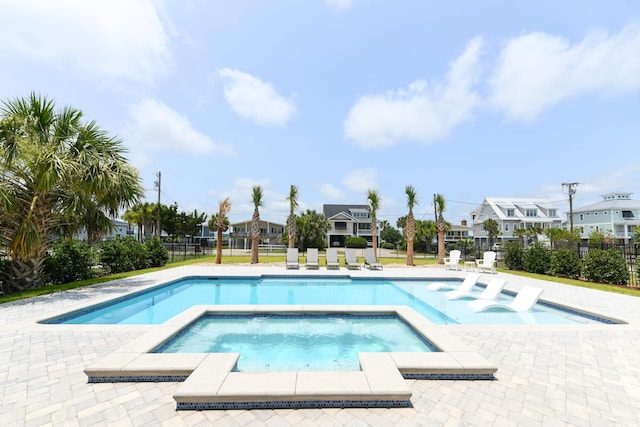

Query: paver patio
[[1, 264, 639, 426]]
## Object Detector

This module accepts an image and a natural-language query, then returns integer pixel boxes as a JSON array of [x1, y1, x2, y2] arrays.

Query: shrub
[[99, 238, 132, 273], [345, 236, 368, 248], [523, 242, 551, 274], [99, 237, 148, 273], [503, 241, 524, 270], [145, 237, 169, 267], [43, 240, 94, 285], [122, 238, 149, 270], [549, 249, 582, 279], [582, 248, 629, 285], [381, 242, 395, 250]]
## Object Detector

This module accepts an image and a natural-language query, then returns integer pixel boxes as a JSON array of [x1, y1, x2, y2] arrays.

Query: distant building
[[470, 197, 563, 248], [323, 204, 374, 247], [229, 220, 285, 249], [445, 220, 473, 244], [75, 218, 137, 242], [569, 192, 640, 243]]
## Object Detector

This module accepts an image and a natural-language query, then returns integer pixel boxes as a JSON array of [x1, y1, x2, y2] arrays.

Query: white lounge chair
[[476, 251, 497, 274], [444, 250, 461, 270], [446, 277, 506, 300], [305, 248, 319, 269], [286, 248, 299, 269], [345, 248, 361, 270], [325, 248, 340, 269], [428, 273, 480, 292], [468, 285, 544, 312], [364, 248, 383, 270]]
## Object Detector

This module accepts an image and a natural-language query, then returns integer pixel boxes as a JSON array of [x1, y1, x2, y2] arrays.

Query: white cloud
[[325, 0, 353, 11], [0, 0, 170, 83], [318, 183, 346, 200], [343, 169, 378, 194], [489, 24, 640, 122], [344, 37, 483, 148], [218, 68, 296, 126], [129, 99, 228, 155]]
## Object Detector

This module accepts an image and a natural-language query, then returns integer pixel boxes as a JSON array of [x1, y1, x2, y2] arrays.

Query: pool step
[[173, 353, 412, 410]]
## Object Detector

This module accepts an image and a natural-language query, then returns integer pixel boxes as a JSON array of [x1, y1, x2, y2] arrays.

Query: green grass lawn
[[1, 254, 637, 304]]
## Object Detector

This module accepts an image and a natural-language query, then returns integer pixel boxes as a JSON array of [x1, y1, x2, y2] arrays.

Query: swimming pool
[[154, 313, 438, 371], [44, 276, 611, 325]]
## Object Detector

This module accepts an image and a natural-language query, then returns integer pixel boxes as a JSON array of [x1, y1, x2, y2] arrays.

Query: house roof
[[573, 192, 639, 213], [323, 204, 370, 220], [472, 197, 561, 222], [230, 219, 285, 227]]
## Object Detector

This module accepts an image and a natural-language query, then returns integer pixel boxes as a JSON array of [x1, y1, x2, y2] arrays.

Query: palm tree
[[366, 189, 381, 257], [250, 185, 263, 264], [483, 218, 500, 248], [405, 185, 418, 266], [286, 185, 298, 248], [434, 193, 446, 264], [0, 93, 143, 292], [123, 202, 155, 241], [122, 207, 143, 241], [211, 197, 231, 264]]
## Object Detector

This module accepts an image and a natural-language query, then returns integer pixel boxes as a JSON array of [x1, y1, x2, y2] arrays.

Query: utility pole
[[155, 171, 161, 238], [562, 182, 578, 232]]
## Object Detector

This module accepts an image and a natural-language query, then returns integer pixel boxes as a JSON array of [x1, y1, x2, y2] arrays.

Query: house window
[[505, 224, 509, 231], [622, 211, 635, 218], [594, 212, 598, 216], [335, 221, 347, 230], [579, 214, 584, 221], [525, 209, 537, 217], [548, 209, 557, 217], [506, 209, 515, 217]]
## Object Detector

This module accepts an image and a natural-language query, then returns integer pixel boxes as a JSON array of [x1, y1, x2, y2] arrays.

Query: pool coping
[[84, 305, 498, 410]]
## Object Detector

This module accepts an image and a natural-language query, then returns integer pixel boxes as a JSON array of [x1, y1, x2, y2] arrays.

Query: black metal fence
[[576, 242, 638, 287], [164, 243, 211, 263]]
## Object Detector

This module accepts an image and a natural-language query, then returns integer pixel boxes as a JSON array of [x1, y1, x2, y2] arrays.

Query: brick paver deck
[[1, 265, 639, 426]]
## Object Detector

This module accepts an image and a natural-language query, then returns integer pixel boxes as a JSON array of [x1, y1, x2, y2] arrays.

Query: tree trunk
[[438, 230, 446, 264], [4, 257, 46, 293], [216, 228, 223, 264]]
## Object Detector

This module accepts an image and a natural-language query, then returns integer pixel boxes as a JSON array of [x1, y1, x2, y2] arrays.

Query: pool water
[[46, 276, 608, 325], [154, 313, 438, 371]]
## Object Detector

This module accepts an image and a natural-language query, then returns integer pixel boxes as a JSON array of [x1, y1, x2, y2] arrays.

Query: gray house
[[323, 204, 374, 247], [229, 220, 285, 249], [470, 197, 563, 248], [569, 192, 639, 243]]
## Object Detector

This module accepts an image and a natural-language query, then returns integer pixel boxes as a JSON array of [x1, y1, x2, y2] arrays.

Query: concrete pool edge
[[84, 305, 498, 410]]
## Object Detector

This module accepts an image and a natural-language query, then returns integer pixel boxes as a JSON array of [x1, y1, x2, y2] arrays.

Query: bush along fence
[[503, 241, 638, 287]]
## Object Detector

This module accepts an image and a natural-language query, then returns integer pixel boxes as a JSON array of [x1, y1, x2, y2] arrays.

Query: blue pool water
[[45, 276, 609, 325], [154, 313, 438, 371]]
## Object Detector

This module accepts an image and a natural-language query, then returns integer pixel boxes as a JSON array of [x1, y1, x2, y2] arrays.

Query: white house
[[323, 204, 374, 247], [470, 197, 563, 248], [569, 191, 639, 243]]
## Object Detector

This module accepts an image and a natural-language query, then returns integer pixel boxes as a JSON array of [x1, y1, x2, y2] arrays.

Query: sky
[[1, 0, 639, 228]]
